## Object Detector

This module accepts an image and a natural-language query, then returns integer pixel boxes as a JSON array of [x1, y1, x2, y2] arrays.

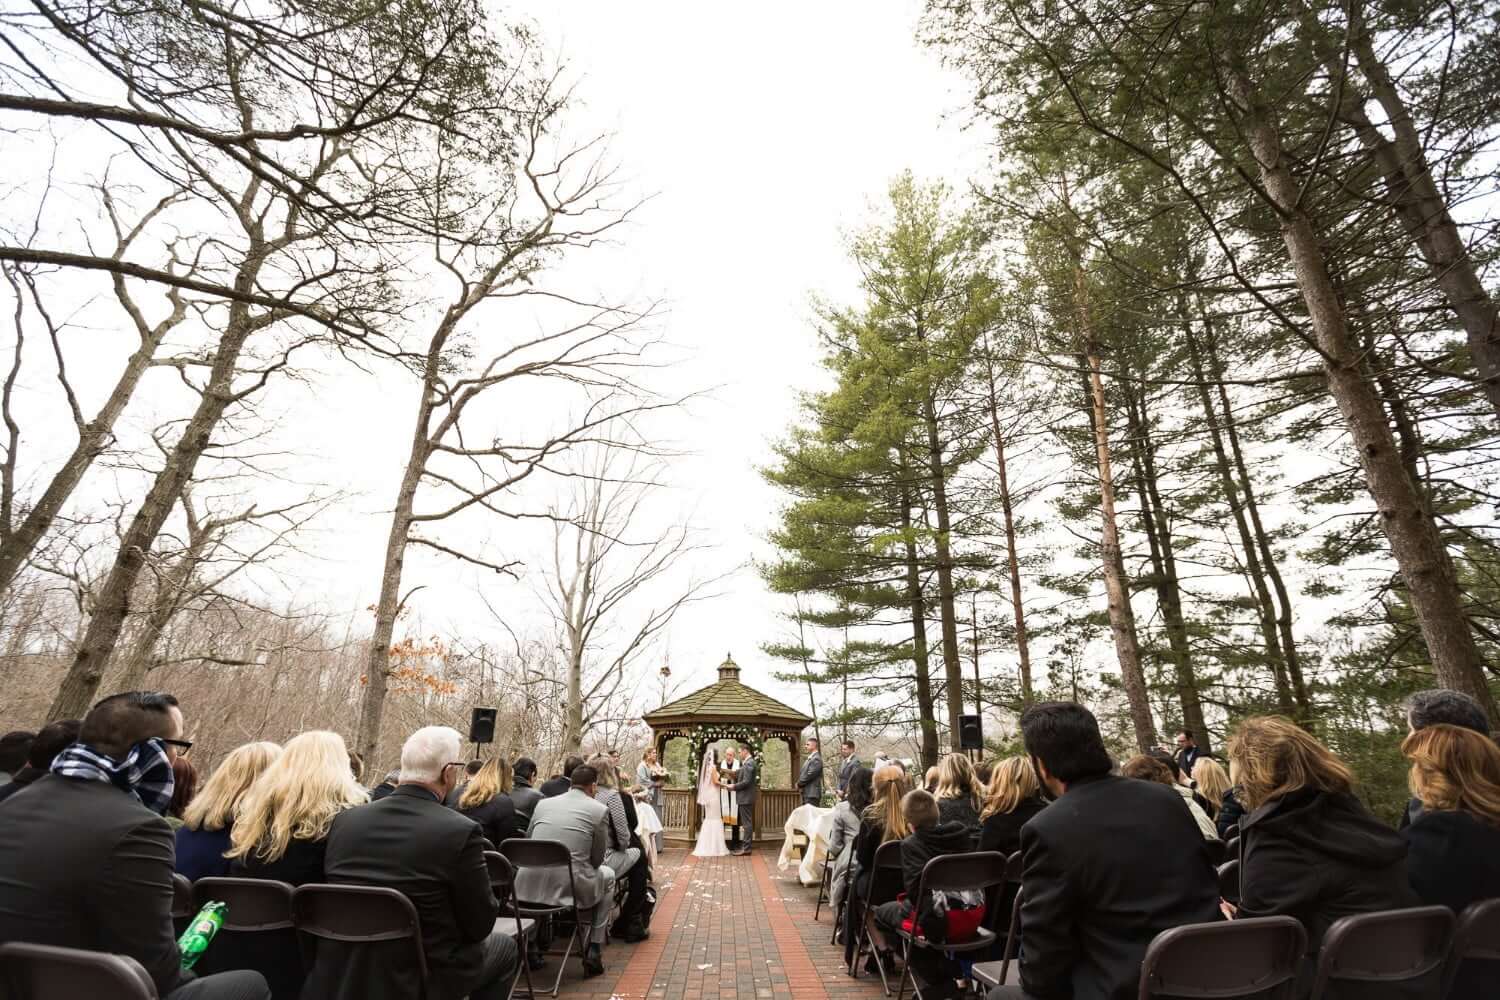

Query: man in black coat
[[311, 725, 517, 1000], [539, 754, 583, 798], [988, 703, 1220, 1000], [797, 737, 824, 806], [0, 717, 80, 807], [510, 756, 543, 820], [0, 692, 268, 1000], [837, 739, 861, 799]]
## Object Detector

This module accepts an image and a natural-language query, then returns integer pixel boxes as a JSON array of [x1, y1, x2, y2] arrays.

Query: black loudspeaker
[[958, 714, 983, 751], [468, 707, 498, 744]]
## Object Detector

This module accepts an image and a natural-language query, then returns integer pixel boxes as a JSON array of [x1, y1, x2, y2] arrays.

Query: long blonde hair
[[228, 731, 368, 863], [1227, 717, 1353, 812], [182, 742, 281, 832], [981, 757, 1040, 820], [864, 764, 912, 843], [1403, 724, 1500, 827], [1192, 757, 1232, 818], [459, 757, 513, 811], [934, 753, 981, 810], [588, 754, 620, 791]]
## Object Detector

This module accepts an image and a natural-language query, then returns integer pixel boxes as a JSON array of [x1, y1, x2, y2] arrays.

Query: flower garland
[[686, 723, 766, 775]]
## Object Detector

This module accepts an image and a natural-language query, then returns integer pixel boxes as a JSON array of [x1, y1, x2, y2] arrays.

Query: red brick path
[[555, 849, 888, 1000]]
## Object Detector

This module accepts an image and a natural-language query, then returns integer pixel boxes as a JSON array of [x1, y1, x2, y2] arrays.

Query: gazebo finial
[[718, 652, 740, 682]]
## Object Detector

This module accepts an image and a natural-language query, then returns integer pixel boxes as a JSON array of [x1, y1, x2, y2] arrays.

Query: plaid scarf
[[50, 738, 175, 815]]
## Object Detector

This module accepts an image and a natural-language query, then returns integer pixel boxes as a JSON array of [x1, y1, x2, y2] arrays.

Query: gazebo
[[641, 653, 813, 846]]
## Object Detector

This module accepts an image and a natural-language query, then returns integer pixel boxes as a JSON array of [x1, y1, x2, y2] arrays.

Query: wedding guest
[[590, 754, 649, 942], [844, 764, 911, 969], [316, 726, 516, 1000], [873, 790, 973, 1000], [828, 766, 873, 918], [1149, 747, 1215, 814], [0, 717, 80, 806], [988, 702, 1219, 1000], [837, 739, 861, 798], [1216, 783, 1246, 839], [510, 757, 543, 820], [1229, 716, 1415, 951], [1400, 688, 1493, 829], [167, 756, 199, 829], [1400, 723, 1500, 999], [1174, 729, 1204, 779], [933, 753, 982, 831], [518, 764, 614, 977], [0, 730, 34, 784], [634, 748, 666, 853], [176, 741, 282, 881], [1122, 754, 1218, 841], [978, 756, 1046, 857], [459, 757, 526, 846], [539, 755, 583, 798], [370, 768, 399, 801], [923, 765, 939, 793], [228, 730, 368, 886], [1192, 757, 1232, 821], [0, 691, 270, 1000], [445, 759, 483, 807]]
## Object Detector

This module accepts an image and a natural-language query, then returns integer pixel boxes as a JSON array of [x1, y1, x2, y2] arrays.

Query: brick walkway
[[555, 848, 889, 1000]]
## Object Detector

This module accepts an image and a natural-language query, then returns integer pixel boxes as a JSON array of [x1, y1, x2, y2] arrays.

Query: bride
[[692, 750, 730, 857]]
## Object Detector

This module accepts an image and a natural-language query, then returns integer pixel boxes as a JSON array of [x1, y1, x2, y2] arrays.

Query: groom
[[723, 745, 758, 855]]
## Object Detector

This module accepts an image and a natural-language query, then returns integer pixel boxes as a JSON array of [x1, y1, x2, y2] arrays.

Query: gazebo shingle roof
[[642, 654, 812, 728]]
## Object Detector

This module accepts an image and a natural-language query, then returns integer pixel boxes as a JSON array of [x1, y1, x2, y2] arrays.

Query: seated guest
[[1400, 723, 1500, 999], [1228, 716, 1416, 951], [459, 757, 526, 845], [445, 759, 484, 807], [924, 765, 939, 793], [1122, 754, 1219, 841], [843, 763, 911, 969], [589, 753, 649, 942], [0, 717, 80, 806], [316, 726, 517, 1000], [873, 789, 974, 1000], [370, 768, 399, 800], [539, 754, 583, 797], [0, 691, 269, 1000], [933, 753, 982, 832], [167, 755, 199, 829], [176, 741, 282, 881], [1216, 783, 1246, 840], [510, 756, 543, 820], [0, 729, 34, 783], [828, 766, 874, 918], [1400, 688, 1493, 829], [988, 702, 1220, 1000], [517, 764, 616, 977], [977, 756, 1046, 857], [1149, 747, 1215, 814], [1192, 757, 1232, 822], [228, 730, 367, 886]]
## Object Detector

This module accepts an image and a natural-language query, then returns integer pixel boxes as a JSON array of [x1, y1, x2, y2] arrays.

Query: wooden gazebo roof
[[642, 654, 812, 731]]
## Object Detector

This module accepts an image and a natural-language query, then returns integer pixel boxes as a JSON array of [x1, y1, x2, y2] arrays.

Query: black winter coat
[[977, 797, 1046, 857], [1403, 808, 1500, 1000], [899, 820, 975, 937], [1215, 786, 1245, 839], [459, 792, 526, 848], [1238, 788, 1417, 952], [935, 796, 981, 834], [232, 835, 328, 886]]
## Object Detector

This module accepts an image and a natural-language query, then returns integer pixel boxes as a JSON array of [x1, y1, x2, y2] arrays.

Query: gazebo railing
[[659, 787, 798, 845]]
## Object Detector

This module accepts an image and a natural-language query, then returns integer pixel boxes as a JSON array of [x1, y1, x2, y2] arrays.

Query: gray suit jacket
[[515, 788, 609, 909], [797, 752, 824, 802], [729, 757, 759, 804], [838, 754, 861, 793]]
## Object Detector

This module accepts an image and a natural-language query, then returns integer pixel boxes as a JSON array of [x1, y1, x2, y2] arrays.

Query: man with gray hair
[[314, 726, 517, 1000], [1400, 689, 1494, 829]]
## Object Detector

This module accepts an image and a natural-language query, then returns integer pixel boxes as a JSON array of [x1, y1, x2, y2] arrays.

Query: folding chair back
[[1310, 905, 1454, 1000], [1204, 838, 1227, 867], [1224, 835, 1241, 859], [1445, 898, 1500, 998], [1138, 916, 1305, 1000], [293, 884, 427, 999], [0, 942, 157, 1000], [499, 838, 586, 997], [192, 877, 301, 999], [866, 839, 906, 907], [1218, 860, 1241, 904], [171, 873, 195, 936], [484, 850, 537, 1000]]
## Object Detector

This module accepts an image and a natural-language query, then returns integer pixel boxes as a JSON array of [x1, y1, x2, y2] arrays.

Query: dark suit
[[729, 757, 759, 850], [538, 775, 571, 798], [990, 774, 1220, 1000], [509, 778, 543, 821], [313, 785, 517, 1000], [797, 751, 824, 805], [0, 775, 268, 1000], [837, 753, 861, 796]]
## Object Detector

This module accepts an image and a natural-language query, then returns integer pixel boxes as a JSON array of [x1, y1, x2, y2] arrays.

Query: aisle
[[556, 848, 890, 1000]]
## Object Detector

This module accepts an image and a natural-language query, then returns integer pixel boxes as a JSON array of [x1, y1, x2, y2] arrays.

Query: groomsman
[[796, 738, 824, 806], [725, 745, 759, 855], [836, 739, 861, 799]]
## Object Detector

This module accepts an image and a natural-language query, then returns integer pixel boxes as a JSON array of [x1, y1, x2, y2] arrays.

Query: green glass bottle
[[177, 901, 227, 969]]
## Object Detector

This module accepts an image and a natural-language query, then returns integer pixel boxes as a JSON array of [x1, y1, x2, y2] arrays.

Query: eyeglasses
[[162, 738, 193, 755]]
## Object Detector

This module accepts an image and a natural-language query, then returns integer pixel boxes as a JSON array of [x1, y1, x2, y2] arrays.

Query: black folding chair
[[485, 851, 537, 1000], [192, 877, 301, 1000], [1310, 905, 1454, 1000], [1204, 838, 1227, 868], [814, 854, 834, 922], [0, 941, 157, 1000], [971, 850, 1025, 991], [171, 873, 195, 936], [1447, 897, 1500, 997], [1218, 859, 1241, 906], [893, 851, 1008, 1000], [293, 884, 427, 1000], [850, 839, 905, 995], [1224, 835, 1241, 859], [1137, 916, 1305, 999], [500, 838, 589, 997]]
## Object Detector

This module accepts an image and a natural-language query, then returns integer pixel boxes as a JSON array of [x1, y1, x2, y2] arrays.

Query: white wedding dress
[[692, 754, 730, 857]]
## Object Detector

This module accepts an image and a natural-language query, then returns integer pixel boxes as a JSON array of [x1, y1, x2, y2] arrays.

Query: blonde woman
[[228, 730, 368, 886], [978, 757, 1046, 856], [844, 764, 910, 967], [1226, 717, 1415, 948], [174, 741, 281, 881], [1191, 757, 1232, 822], [933, 753, 983, 830], [458, 758, 525, 846]]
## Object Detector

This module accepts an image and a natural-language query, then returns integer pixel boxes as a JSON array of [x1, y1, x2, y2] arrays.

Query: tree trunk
[[900, 487, 940, 769], [1122, 380, 1210, 752], [981, 332, 1035, 706], [919, 393, 967, 753], [1182, 317, 1299, 717], [1230, 65, 1498, 723]]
